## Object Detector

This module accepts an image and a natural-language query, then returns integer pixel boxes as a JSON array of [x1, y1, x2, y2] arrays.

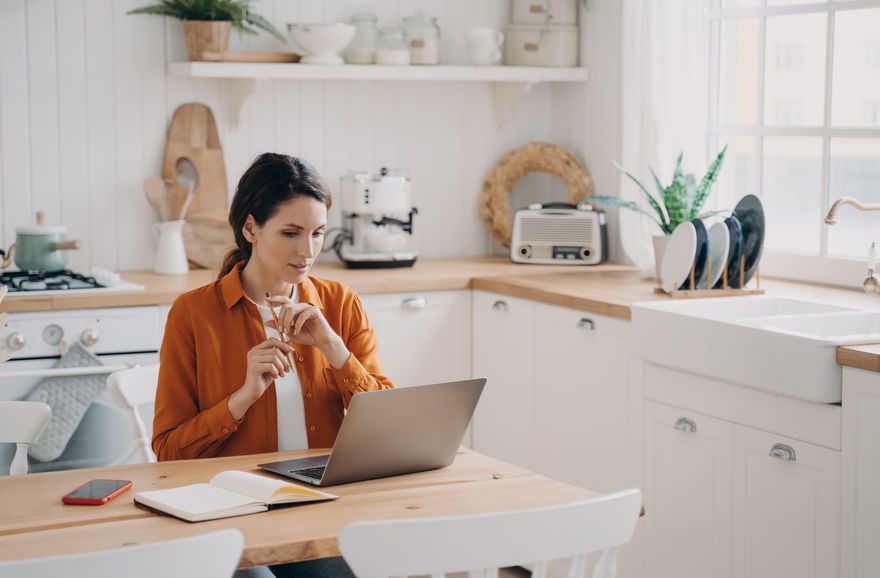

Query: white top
[[253, 285, 309, 451]]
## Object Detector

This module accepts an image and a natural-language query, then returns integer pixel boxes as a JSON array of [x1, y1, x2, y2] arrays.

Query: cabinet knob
[[769, 443, 797, 462], [492, 300, 509, 312], [80, 328, 99, 347], [674, 417, 697, 433], [401, 297, 427, 309], [577, 318, 596, 330]]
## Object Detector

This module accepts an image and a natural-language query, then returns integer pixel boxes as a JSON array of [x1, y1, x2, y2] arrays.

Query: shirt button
[[343, 377, 350, 384], [309, 426, 316, 432], [222, 427, 229, 434], [306, 392, 313, 399], [298, 356, 304, 362]]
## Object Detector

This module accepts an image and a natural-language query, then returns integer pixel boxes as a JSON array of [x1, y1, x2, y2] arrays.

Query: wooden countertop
[[0, 257, 637, 313], [837, 345, 880, 373]]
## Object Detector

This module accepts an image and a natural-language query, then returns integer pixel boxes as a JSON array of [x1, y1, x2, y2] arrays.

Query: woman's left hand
[[266, 296, 350, 368]]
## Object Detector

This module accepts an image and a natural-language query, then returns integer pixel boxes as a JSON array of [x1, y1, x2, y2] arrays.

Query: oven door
[[0, 352, 159, 475]]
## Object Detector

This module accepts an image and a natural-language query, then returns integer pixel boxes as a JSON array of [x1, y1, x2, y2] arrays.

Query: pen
[[266, 292, 295, 369]]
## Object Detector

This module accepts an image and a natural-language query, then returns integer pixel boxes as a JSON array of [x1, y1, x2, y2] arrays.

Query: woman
[[153, 153, 394, 577]]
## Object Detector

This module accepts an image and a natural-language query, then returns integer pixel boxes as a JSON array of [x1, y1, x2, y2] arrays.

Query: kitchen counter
[[0, 257, 638, 313], [837, 345, 880, 373]]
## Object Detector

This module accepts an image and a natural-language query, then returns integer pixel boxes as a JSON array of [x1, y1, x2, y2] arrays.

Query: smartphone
[[61, 479, 132, 505]]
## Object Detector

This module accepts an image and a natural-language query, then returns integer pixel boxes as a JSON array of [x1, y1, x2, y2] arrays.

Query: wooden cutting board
[[162, 103, 229, 220], [163, 104, 230, 268]]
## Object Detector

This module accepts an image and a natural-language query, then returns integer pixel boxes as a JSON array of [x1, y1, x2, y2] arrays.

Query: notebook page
[[136, 483, 259, 516], [211, 471, 337, 504]]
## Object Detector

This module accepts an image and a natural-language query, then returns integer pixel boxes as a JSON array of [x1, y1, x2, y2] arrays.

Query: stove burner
[[0, 270, 105, 292]]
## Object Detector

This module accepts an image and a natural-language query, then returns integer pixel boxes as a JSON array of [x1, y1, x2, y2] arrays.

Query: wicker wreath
[[480, 142, 594, 248]]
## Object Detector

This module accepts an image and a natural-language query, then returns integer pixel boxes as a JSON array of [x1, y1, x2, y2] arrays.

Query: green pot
[[8, 223, 80, 272]]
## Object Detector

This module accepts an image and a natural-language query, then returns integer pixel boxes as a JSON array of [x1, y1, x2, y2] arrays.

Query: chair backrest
[[0, 528, 244, 578], [106, 364, 160, 464], [339, 489, 642, 578], [0, 400, 51, 476]]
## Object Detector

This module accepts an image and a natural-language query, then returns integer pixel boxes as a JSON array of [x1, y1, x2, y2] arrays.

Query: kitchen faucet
[[824, 196, 880, 294]]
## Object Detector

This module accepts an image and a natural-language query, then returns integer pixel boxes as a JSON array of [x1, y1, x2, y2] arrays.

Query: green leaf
[[128, 0, 285, 42], [581, 195, 666, 232], [614, 161, 670, 232], [689, 144, 728, 219]]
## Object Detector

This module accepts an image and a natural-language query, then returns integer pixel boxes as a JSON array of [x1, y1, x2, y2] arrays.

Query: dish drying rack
[[655, 253, 764, 298]]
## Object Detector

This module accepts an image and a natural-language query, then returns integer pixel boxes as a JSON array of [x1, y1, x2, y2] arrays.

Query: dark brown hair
[[219, 153, 332, 277]]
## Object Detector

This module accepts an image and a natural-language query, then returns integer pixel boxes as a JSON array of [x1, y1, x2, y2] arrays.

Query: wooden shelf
[[168, 61, 590, 83]]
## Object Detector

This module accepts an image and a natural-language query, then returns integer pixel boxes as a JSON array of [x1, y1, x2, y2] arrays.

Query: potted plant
[[128, 0, 286, 61], [583, 146, 727, 274]]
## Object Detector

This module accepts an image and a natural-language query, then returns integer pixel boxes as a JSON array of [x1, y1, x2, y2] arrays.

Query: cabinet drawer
[[535, 302, 630, 340], [360, 289, 469, 312], [473, 290, 535, 321], [650, 401, 732, 443]]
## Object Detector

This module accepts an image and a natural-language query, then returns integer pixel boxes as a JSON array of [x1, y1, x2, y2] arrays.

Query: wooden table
[[0, 448, 601, 568]]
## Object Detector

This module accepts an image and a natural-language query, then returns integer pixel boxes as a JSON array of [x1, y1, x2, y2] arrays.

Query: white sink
[[632, 296, 876, 404]]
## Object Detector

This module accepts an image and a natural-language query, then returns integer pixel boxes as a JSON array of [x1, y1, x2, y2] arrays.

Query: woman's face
[[246, 196, 327, 284]]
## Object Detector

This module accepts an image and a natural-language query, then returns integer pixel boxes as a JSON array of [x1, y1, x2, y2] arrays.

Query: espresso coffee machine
[[333, 168, 418, 269]]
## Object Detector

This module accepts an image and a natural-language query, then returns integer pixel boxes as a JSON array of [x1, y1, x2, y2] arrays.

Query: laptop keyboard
[[291, 465, 326, 480]]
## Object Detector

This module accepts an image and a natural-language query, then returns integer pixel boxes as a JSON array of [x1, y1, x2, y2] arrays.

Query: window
[[709, 1, 880, 284]]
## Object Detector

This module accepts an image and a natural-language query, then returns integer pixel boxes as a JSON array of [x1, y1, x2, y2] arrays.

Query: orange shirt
[[152, 265, 394, 461]]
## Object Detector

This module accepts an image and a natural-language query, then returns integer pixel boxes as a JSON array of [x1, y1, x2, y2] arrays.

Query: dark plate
[[730, 195, 765, 287], [716, 215, 744, 288], [680, 218, 708, 290]]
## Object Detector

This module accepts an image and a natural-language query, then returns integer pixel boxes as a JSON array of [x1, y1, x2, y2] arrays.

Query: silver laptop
[[258, 378, 486, 486]]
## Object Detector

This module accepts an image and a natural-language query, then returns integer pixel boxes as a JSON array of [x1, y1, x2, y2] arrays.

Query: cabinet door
[[842, 368, 880, 578], [471, 291, 536, 470], [645, 402, 734, 578], [733, 426, 840, 578], [533, 304, 630, 493], [360, 290, 471, 389]]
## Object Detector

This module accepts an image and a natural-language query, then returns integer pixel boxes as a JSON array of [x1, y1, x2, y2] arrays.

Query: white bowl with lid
[[288, 23, 356, 65]]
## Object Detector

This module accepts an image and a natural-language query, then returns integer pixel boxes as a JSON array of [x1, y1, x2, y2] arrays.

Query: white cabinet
[[471, 291, 536, 470], [645, 393, 841, 578], [842, 367, 880, 578], [733, 426, 840, 578], [360, 290, 472, 389], [645, 402, 733, 578], [533, 303, 631, 493]]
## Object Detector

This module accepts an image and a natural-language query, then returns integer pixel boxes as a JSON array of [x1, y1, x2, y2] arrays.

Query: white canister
[[154, 220, 189, 275], [504, 24, 579, 67], [467, 28, 504, 66], [511, 0, 579, 26]]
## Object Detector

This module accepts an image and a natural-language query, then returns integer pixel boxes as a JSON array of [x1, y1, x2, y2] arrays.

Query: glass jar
[[345, 11, 378, 64], [403, 13, 441, 65], [375, 24, 410, 65]]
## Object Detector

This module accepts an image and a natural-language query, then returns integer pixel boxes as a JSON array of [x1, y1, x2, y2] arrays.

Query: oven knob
[[6, 333, 25, 350], [80, 329, 99, 347]]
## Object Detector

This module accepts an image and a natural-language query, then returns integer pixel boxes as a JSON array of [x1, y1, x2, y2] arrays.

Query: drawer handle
[[577, 318, 595, 330], [769, 443, 797, 462], [401, 297, 427, 309], [492, 300, 509, 312], [674, 417, 697, 433]]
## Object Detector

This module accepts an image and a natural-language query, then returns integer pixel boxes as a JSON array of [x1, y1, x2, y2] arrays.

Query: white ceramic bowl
[[287, 23, 356, 65]]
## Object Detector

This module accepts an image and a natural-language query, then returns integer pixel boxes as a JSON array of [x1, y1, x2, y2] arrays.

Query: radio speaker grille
[[520, 217, 594, 244]]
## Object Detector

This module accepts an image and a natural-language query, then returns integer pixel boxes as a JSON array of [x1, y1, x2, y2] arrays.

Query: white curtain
[[619, 0, 712, 274]]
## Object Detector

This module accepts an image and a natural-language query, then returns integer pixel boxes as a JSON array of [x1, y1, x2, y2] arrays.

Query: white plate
[[706, 221, 730, 288], [660, 222, 697, 293]]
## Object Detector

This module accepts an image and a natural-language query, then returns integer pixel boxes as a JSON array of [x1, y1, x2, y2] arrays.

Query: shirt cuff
[[330, 353, 371, 393], [205, 395, 241, 440]]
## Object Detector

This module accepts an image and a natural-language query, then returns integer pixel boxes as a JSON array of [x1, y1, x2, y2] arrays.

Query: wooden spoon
[[144, 177, 168, 221]]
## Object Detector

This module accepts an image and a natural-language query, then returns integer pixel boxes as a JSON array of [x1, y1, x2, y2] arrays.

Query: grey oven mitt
[[25, 343, 106, 462]]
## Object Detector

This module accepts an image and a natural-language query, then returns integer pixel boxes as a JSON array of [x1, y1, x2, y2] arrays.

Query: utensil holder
[[154, 220, 189, 275]]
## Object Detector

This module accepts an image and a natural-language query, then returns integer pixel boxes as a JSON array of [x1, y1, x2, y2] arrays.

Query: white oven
[[0, 306, 161, 474]]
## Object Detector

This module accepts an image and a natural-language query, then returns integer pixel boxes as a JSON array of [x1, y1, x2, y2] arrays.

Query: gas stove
[[0, 270, 143, 296]]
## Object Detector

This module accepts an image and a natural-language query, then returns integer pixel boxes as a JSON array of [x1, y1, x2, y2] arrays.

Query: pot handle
[[50, 240, 80, 251]]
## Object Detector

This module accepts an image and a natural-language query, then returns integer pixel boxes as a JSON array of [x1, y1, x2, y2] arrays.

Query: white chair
[[0, 400, 51, 476], [0, 528, 244, 578], [107, 364, 160, 464], [339, 489, 642, 578]]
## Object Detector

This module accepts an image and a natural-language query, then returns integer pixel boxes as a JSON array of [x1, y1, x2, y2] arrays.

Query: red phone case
[[61, 480, 132, 505]]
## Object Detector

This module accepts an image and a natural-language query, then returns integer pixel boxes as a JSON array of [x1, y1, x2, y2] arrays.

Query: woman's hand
[[228, 337, 294, 420], [266, 296, 350, 369]]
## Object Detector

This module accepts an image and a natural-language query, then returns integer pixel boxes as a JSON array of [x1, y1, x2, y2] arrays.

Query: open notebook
[[134, 470, 338, 522]]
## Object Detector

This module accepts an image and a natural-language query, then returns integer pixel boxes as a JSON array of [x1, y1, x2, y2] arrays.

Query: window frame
[[708, 0, 880, 287]]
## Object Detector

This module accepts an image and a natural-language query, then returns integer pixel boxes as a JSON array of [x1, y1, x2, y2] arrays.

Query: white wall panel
[[0, 0, 619, 271]]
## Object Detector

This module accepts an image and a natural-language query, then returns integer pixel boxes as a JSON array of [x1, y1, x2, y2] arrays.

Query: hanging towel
[[26, 343, 106, 462]]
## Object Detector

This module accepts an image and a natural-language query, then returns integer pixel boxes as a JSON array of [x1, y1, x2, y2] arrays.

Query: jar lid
[[350, 11, 377, 23]]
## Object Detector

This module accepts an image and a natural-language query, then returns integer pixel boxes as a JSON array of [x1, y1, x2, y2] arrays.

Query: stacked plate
[[660, 195, 765, 293]]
